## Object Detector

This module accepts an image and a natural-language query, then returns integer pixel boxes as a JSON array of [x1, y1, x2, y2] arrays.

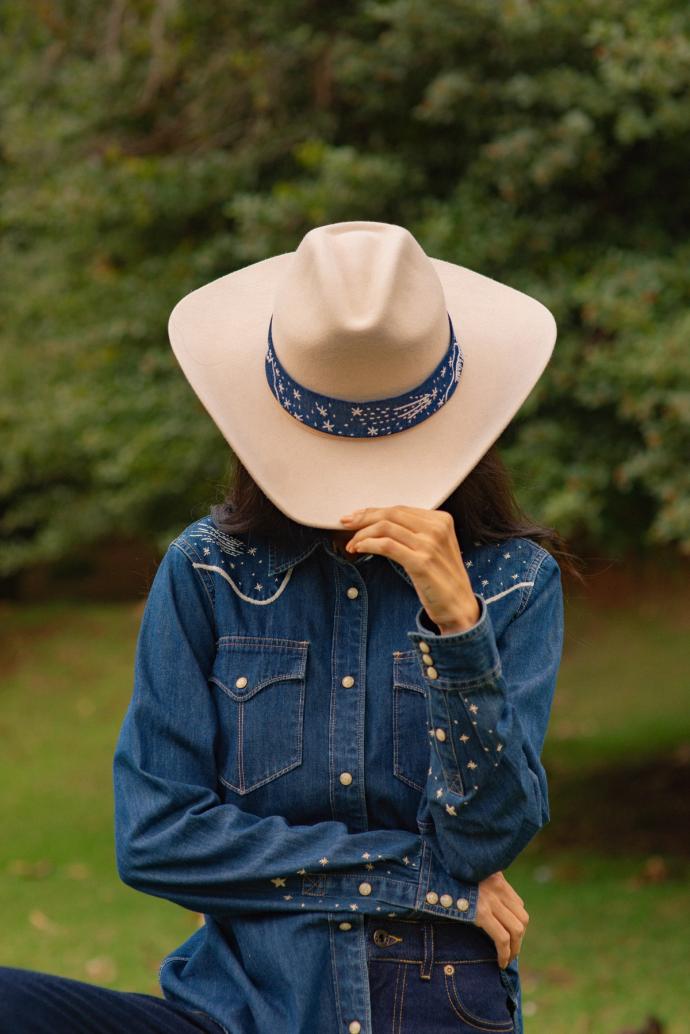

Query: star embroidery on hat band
[[265, 312, 463, 438]]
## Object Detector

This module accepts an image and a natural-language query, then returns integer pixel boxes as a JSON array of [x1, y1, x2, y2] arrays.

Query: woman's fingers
[[474, 873, 530, 968], [474, 911, 513, 969], [492, 899, 528, 964]]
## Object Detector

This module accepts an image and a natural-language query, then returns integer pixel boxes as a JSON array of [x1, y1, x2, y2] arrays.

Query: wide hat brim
[[168, 252, 557, 529]]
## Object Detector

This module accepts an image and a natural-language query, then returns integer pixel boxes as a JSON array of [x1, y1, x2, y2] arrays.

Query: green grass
[[1, 591, 688, 1031]]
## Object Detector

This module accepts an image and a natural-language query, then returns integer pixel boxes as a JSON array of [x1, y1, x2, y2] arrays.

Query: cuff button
[[456, 898, 470, 911]]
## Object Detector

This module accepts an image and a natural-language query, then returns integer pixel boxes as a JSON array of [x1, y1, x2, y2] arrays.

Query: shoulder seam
[[170, 539, 216, 614], [513, 546, 553, 617]]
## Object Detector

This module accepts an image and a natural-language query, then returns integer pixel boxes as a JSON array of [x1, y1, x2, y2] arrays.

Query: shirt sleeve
[[113, 542, 479, 924], [406, 549, 564, 884]]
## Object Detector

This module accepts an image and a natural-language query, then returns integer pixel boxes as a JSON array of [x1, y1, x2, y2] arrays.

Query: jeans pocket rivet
[[444, 964, 455, 975]]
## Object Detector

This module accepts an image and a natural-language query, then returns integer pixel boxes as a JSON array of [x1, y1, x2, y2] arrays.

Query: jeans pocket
[[443, 961, 515, 1032], [210, 635, 308, 794]]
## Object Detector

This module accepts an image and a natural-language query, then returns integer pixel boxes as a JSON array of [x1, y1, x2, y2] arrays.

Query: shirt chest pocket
[[209, 635, 309, 795], [392, 650, 431, 794]]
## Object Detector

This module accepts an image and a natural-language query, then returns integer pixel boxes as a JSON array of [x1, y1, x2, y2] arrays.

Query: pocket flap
[[211, 635, 309, 701]]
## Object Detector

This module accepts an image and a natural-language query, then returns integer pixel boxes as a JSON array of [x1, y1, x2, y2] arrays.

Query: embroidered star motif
[[402, 856, 410, 865], [362, 853, 371, 860], [350, 903, 359, 911], [297, 868, 307, 875], [248, 546, 257, 556], [319, 857, 329, 866], [512, 573, 519, 580], [468, 703, 479, 714], [465, 559, 473, 567], [203, 547, 210, 556], [435, 788, 444, 798], [365, 863, 374, 870], [283, 895, 293, 900], [459, 734, 470, 742], [367, 426, 379, 436], [445, 804, 457, 816], [496, 744, 503, 752], [270, 877, 286, 887], [254, 583, 263, 591], [351, 406, 363, 416], [481, 578, 489, 586], [503, 552, 511, 559], [322, 420, 334, 432], [467, 760, 478, 770]]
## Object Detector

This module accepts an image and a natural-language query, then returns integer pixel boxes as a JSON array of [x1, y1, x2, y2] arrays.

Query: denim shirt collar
[[265, 527, 415, 587]]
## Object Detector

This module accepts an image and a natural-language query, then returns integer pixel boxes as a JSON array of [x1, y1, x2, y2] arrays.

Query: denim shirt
[[112, 511, 564, 1034]]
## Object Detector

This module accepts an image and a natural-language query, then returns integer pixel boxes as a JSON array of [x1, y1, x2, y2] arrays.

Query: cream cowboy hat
[[168, 220, 557, 529]]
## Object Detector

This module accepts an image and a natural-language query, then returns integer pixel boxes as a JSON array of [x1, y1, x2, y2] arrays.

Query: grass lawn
[[0, 588, 688, 1033]]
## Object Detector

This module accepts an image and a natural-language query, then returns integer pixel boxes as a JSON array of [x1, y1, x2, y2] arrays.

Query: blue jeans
[[0, 966, 227, 1034], [366, 916, 517, 1034]]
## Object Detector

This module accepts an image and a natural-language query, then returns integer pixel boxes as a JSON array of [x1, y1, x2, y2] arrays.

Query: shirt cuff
[[406, 595, 502, 686]]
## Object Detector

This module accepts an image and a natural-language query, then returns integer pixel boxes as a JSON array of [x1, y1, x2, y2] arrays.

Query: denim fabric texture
[[0, 965, 226, 1034], [112, 509, 564, 1034]]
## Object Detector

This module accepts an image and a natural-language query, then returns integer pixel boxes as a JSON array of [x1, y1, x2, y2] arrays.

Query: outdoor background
[[1, 2, 689, 1032]]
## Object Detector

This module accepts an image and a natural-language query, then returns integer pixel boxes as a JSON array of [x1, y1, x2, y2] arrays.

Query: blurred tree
[[1, 0, 688, 574]]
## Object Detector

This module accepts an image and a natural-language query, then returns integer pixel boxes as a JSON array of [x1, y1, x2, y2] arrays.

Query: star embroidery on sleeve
[[459, 733, 470, 742], [283, 895, 293, 900], [270, 877, 287, 887], [496, 744, 503, 752], [362, 852, 371, 859], [402, 856, 410, 865], [297, 868, 307, 875], [350, 903, 359, 911], [319, 857, 329, 866], [468, 703, 479, 714], [365, 863, 374, 870], [445, 804, 457, 816], [467, 760, 478, 770], [435, 788, 443, 798]]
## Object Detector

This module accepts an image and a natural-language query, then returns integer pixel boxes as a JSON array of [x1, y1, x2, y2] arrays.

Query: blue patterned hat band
[[264, 313, 463, 438]]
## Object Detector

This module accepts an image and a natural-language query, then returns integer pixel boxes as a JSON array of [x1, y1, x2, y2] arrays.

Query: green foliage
[[1, 0, 688, 573]]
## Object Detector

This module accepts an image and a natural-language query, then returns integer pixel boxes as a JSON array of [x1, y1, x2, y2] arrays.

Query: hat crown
[[271, 221, 450, 401]]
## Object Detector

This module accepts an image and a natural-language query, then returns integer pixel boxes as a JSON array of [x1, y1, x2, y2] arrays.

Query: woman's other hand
[[473, 870, 529, 969]]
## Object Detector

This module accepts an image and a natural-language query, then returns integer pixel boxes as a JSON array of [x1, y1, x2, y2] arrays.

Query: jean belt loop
[[420, 921, 434, 980]]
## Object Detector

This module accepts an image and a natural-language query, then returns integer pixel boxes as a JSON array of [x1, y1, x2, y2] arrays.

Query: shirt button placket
[[330, 566, 368, 834]]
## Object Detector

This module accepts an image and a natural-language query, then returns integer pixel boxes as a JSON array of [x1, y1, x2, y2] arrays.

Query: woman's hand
[[340, 505, 480, 634], [474, 871, 529, 969]]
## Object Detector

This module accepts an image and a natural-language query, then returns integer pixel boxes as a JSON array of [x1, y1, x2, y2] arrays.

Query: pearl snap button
[[418, 642, 431, 653], [339, 921, 352, 931], [439, 894, 453, 908], [346, 586, 359, 599], [341, 675, 355, 688], [339, 772, 353, 786], [235, 676, 248, 689], [358, 882, 372, 896], [426, 667, 438, 679], [435, 728, 447, 742], [425, 891, 439, 904], [422, 654, 434, 666], [349, 1023, 362, 1034], [456, 898, 470, 911]]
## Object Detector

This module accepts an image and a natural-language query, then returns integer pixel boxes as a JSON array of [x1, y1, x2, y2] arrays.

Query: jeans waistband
[[364, 915, 498, 978]]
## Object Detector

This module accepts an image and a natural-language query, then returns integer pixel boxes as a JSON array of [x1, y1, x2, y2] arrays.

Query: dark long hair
[[210, 447, 585, 587]]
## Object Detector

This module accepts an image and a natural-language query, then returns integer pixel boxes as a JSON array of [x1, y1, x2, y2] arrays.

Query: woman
[[0, 222, 578, 1034]]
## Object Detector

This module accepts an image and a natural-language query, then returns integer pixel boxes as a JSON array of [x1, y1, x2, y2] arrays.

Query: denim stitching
[[444, 966, 514, 1031], [513, 548, 552, 619], [192, 562, 294, 604], [172, 542, 216, 612]]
